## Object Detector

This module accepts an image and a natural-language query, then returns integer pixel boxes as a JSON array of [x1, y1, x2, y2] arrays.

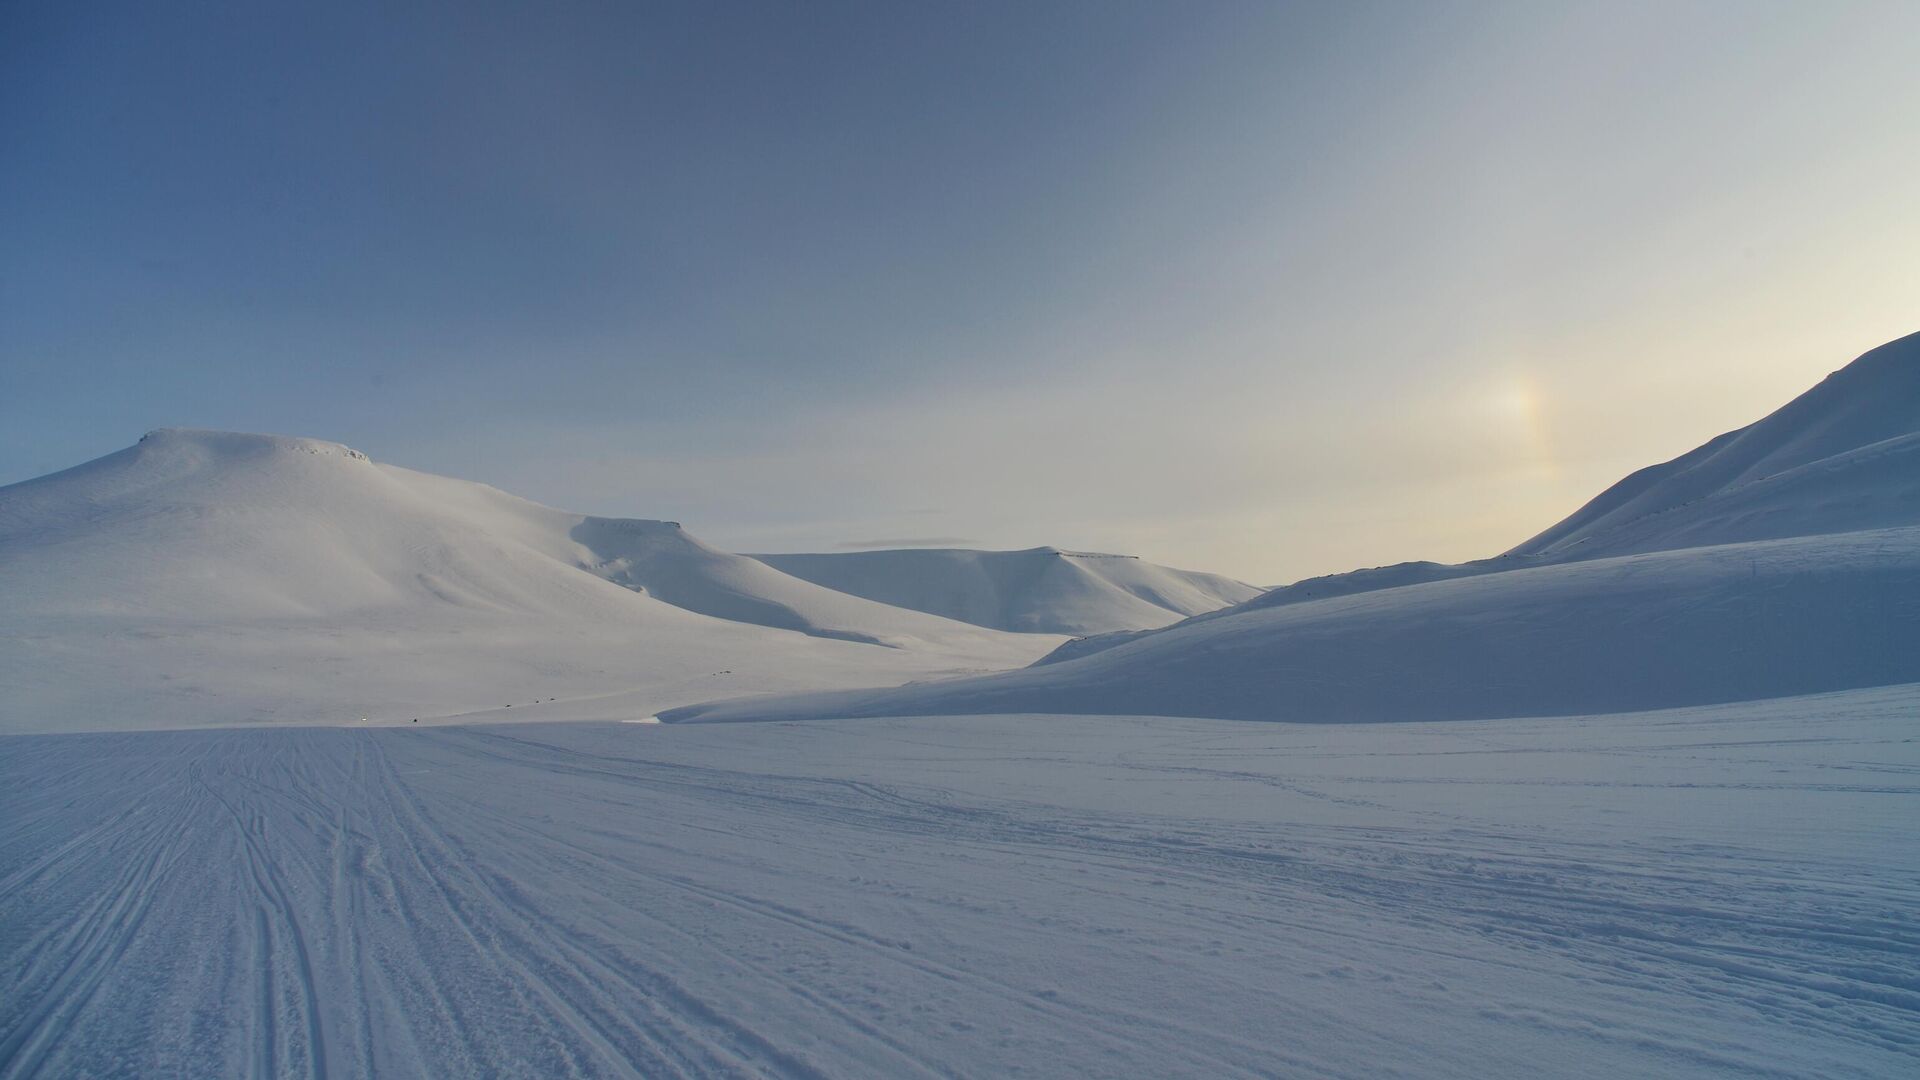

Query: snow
[[1054, 331, 1920, 660], [1513, 329, 1920, 558], [666, 527, 1920, 724], [0, 429, 1062, 734], [5, 337, 1920, 1076], [752, 546, 1263, 635], [5, 686, 1916, 1077], [671, 334, 1920, 724]]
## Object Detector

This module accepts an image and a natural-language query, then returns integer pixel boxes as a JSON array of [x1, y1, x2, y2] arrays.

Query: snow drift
[[666, 332, 1920, 724], [0, 429, 1059, 732], [752, 546, 1261, 635]]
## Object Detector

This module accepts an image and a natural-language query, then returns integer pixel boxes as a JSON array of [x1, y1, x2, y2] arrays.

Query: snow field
[[4, 685, 1916, 1078]]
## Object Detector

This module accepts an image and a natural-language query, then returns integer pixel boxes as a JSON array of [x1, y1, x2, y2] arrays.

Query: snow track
[[4, 689, 1917, 1077]]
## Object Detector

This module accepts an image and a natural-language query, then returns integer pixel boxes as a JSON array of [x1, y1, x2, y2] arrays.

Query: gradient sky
[[4, 1, 1918, 584]]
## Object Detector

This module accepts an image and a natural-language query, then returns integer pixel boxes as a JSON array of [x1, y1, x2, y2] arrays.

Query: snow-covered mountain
[[0, 429, 1060, 732], [665, 333, 1920, 724], [752, 546, 1262, 635], [1174, 328, 1920, 626], [1512, 330, 1920, 558], [12, 333, 1916, 733]]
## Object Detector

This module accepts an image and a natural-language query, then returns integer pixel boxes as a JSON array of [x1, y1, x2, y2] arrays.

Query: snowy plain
[[5, 686, 1917, 1078]]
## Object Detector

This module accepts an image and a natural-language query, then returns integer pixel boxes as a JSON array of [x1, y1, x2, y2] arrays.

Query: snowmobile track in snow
[[3, 693, 1917, 1077]]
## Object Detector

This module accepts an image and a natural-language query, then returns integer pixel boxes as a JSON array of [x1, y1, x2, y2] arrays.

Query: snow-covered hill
[[753, 546, 1262, 635], [1078, 329, 1920, 642], [667, 333, 1920, 724], [665, 529, 1920, 723], [1167, 329, 1920, 627], [1514, 329, 1920, 559], [0, 429, 1060, 732]]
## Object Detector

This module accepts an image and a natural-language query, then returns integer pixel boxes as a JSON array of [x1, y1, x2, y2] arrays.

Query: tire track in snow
[[438, 725, 1920, 1071], [194, 758, 331, 1080], [372, 740, 856, 1079], [0, 759, 205, 1078], [5, 706, 1917, 1078], [438, 788, 1277, 1079]]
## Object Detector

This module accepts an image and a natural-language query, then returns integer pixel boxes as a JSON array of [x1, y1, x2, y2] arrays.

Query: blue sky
[[4, 1, 1917, 582]]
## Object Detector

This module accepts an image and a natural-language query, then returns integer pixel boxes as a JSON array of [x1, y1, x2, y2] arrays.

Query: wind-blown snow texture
[[0, 430, 1059, 733], [674, 333, 1920, 724], [753, 547, 1262, 634], [4, 687, 1916, 1078]]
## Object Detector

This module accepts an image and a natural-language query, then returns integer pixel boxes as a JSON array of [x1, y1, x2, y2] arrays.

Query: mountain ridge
[[0, 428, 1061, 732], [752, 545, 1261, 635]]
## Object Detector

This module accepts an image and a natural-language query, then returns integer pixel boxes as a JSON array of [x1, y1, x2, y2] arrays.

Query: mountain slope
[[752, 547, 1262, 635], [0, 429, 1059, 732], [668, 332, 1920, 725], [1040, 333, 1920, 666], [1512, 329, 1920, 558], [1127, 331, 1920, 637]]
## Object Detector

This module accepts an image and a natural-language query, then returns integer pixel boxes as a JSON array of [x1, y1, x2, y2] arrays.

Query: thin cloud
[[836, 537, 976, 549]]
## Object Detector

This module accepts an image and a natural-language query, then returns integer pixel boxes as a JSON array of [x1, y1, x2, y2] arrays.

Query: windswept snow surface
[[753, 547, 1262, 635], [5, 687, 1917, 1078], [0, 430, 1060, 733]]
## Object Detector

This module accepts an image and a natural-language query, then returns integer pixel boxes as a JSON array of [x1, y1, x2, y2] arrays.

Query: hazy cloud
[[5, 3, 1917, 586], [835, 537, 977, 550]]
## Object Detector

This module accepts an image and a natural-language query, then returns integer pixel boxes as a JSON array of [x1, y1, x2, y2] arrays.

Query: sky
[[4, 1, 1918, 585]]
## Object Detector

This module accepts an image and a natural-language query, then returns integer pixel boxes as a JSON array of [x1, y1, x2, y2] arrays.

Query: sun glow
[[1491, 377, 1558, 479]]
